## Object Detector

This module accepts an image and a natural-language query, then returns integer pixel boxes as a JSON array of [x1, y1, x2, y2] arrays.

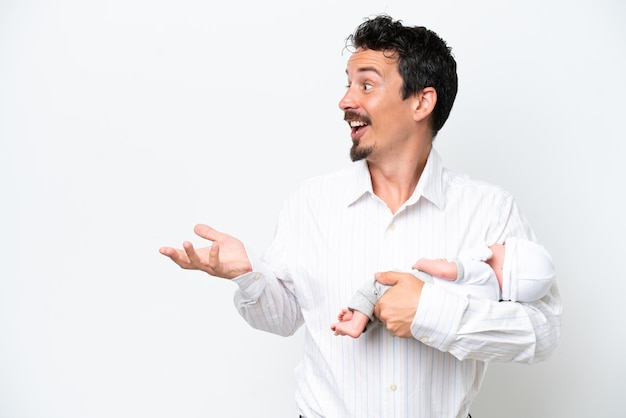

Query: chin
[[350, 144, 373, 162]]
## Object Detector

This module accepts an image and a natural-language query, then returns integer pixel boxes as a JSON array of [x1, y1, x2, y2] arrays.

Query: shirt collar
[[344, 147, 446, 210]]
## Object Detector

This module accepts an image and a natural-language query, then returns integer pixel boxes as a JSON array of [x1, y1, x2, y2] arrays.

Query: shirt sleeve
[[231, 258, 304, 337], [411, 282, 562, 363], [231, 194, 304, 337], [411, 190, 563, 364]]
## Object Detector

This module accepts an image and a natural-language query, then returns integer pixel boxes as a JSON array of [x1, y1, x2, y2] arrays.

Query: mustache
[[344, 111, 371, 125]]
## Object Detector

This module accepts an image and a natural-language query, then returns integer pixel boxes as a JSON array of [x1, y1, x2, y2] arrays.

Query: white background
[[1, 0, 624, 417]]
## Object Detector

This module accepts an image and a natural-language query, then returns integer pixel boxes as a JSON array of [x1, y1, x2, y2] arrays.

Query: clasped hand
[[159, 224, 252, 279], [374, 271, 424, 338]]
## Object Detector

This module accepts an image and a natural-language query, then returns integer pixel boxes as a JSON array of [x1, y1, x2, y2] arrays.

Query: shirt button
[[253, 274, 261, 280], [388, 223, 395, 230], [390, 384, 398, 391]]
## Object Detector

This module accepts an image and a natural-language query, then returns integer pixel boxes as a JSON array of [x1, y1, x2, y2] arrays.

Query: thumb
[[194, 224, 221, 241], [375, 271, 406, 286]]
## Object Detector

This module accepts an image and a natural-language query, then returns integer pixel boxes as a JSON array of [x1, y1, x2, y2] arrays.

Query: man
[[160, 15, 562, 418]]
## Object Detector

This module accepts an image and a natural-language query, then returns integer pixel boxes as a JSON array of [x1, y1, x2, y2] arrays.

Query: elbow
[[518, 310, 562, 365], [527, 323, 561, 365]]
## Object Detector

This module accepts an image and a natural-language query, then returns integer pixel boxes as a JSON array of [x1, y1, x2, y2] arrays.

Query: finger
[[193, 224, 221, 242], [159, 247, 192, 268], [208, 240, 220, 269], [373, 301, 382, 319], [182, 241, 203, 266], [159, 247, 177, 258]]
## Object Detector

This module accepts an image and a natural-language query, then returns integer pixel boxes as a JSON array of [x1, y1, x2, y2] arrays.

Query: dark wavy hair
[[346, 15, 458, 136]]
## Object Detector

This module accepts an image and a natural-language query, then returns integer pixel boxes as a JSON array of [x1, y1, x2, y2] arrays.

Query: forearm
[[232, 261, 304, 337], [414, 258, 458, 280], [411, 282, 562, 364]]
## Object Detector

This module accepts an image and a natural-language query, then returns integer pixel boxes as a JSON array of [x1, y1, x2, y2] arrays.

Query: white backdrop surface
[[1, 1, 625, 417]]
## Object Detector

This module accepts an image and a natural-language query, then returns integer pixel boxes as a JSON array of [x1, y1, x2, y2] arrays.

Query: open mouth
[[349, 120, 368, 135], [344, 112, 371, 138]]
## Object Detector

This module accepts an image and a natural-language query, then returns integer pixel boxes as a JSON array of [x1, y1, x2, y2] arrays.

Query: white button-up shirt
[[233, 148, 562, 418]]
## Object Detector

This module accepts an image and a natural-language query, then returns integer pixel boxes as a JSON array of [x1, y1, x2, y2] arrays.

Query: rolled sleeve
[[231, 257, 303, 337], [412, 281, 559, 363], [411, 283, 467, 351], [232, 269, 271, 303]]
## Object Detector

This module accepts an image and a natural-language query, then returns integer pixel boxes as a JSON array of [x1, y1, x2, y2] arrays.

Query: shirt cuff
[[231, 271, 266, 301], [231, 251, 273, 301], [411, 282, 468, 351]]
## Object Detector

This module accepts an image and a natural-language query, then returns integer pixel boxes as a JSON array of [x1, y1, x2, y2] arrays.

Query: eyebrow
[[345, 66, 383, 77]]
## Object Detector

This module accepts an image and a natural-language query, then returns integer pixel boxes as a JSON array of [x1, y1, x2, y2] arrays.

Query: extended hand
[[373, 271, 424, 338], [159, 224, 252, 279]]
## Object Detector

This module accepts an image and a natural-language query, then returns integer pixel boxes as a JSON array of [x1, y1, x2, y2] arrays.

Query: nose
[[338, 87, 358, 111]]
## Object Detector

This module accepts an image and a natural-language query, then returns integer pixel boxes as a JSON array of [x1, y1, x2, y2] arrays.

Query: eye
[[363, 82, 373, 91]]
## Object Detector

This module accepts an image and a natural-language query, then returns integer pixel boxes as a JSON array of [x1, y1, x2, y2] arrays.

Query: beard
[[350, 138, 374, 162]]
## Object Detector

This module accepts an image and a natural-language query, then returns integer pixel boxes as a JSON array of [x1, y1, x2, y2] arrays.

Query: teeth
[[349, 121, 367, 127]]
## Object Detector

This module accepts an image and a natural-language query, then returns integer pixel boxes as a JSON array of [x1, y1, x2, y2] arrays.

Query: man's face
[[339, 48, 417, 162]]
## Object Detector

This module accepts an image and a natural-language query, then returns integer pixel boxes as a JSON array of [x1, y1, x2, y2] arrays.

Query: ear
[[413, 87, 437, 123]]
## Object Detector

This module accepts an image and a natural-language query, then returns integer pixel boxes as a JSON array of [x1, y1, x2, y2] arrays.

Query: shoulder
[[290, 163, 362, 196], [282, 164, 360, 207], [439, 166, 533, 241], [442, 167, 515, 205], [300, 164, 356, 187]]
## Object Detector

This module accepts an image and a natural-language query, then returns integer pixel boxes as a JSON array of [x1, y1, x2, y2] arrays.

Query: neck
[[368, 143, 432, 214]]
